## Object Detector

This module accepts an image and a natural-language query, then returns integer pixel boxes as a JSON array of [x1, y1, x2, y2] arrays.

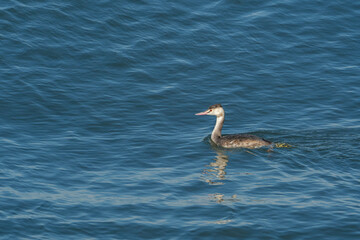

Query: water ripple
[[1, 0, 360, 239]]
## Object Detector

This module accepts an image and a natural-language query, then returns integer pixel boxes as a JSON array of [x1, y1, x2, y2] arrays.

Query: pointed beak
[[195, 110, 209, 115]]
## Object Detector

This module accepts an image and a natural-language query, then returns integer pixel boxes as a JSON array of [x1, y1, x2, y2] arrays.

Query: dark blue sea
[[1, 0, 360, 239]]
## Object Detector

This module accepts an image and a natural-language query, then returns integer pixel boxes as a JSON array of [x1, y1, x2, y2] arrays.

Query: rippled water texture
[[1, 0, 360, 239]]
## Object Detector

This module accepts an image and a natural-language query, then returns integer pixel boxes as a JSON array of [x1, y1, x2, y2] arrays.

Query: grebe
[[195, 104, 272, 149]]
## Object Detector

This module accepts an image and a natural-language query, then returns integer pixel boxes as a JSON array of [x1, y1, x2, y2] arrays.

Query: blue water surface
[[1, 0, 360, 239]]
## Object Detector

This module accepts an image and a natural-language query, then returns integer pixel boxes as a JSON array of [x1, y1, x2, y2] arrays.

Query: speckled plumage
[[216, 134, 272, 149]]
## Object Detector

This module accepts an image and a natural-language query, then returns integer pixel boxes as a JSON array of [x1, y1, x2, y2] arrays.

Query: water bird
[[195, 104, 272, 149]]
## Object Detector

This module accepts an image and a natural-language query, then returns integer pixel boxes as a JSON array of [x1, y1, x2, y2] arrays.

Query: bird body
[[217, 134, 272, 148], [196, 104, 272, 149]]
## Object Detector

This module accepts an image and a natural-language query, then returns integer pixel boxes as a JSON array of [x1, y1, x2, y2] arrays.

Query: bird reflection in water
[[209, 193, 238, 204], [203, 150, 229, 185], [203, 149, 239, 204]]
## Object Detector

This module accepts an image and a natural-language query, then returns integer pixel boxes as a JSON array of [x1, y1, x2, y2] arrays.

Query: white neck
[[211, 114, 224, 143]]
